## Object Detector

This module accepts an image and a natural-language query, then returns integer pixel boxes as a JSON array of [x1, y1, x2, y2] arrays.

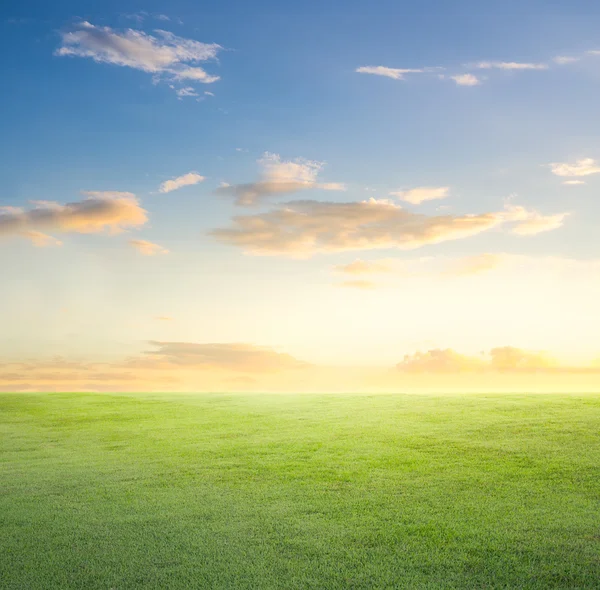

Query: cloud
[[549, 158, 600, 177], [210, 198, 511, 257], [129, 239, 169, 255], [444, 253, 505, 276], [159, 171, 205, 193], [450, 74, 481, 86], [143, 341, 309, 372], [553, 56, 580, 65], [20, 231, 63, 247], [334, 259, 392, 275], [473, 61, 548, 70], [55, 21, 221, 94], [489, 346, 557, 371], [355, 66, 429, 80], [338, 280, 377, 289], [173, 86, 198, 98], [397, 346, 560, 373], [503, 204, 569, 235], [563, 180, 586, 186], [0, 192, 147, 241], [155, 316, 174, 321], [397, 349, 487, 372], [214, 152, 345, 206], [390, 186, 450, 204]]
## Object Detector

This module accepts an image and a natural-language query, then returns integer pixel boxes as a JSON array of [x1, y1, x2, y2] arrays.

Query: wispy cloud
[[553, 55, 580, 65], [502, 204, 569, 235], [129, 239, 169, 255], [549, 158, 600, 177], [443, 253, 505, 276], [172, 86, 198, 98], [450, 73, 481, 86], [20, 231, 63, 247], [142, 342, 309, 372], [333, 259, 392, 275], [159, 172, 205, 193], [355, 66, 431, 80], [212, 198, 568, 257], [472, 61, 548, 70], [0, 191, 147, 241], [215, 152, 345, 206], [563, 180, 586, 186], [212, 199, 526, 257], [397, 346, 563, 373], [390, 186, 450, 204], [55, 21, 221, 95]]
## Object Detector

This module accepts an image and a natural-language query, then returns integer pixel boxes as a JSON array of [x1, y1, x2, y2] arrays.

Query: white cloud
[[450, 73, 481, 86], [174, 86, 198, 98], [390, 186, 450, 204], [473, 61, 548, 70], [159, 172, 205, 193], [215, 152, 345, 206], [56, 21, 221, 94], [563, 180, 586, 186], [549, 158, 600, 177], [355, 66, 428, 80], [129, 239, 169, 255], [503, 204, 569, 235], [553, 56, 580, 65]]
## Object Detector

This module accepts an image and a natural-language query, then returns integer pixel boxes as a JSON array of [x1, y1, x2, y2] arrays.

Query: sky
[[2, 0, 600, 392]]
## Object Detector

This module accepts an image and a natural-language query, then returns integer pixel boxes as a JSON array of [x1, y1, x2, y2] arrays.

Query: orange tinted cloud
[[0, 191, 147, 240], [211, 199, 504, 257], [334, 259, 393, 275], [143, 341, 310, 372], [129, 239, 169, 255]]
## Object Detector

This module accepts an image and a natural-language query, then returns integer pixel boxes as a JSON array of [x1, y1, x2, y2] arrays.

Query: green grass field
[[1, 392, 599, 589]]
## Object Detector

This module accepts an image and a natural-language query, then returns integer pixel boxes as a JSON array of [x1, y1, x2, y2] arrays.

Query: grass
[[1, 392, 599, 589]]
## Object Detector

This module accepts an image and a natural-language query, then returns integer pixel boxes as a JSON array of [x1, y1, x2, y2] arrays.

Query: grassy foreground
[[1, 393, 599, 589]]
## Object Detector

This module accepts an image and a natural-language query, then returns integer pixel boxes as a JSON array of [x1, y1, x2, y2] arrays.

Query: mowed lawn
[[1, 393, 599, 589]]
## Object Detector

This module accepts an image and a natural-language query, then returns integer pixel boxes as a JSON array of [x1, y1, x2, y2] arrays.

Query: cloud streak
[[355, 66, 432, 80], [159, 172, 205, 193], [549, 158, 600, 177], [215, 152, 345, 206], [142, 341, 309, 372], [129, 239, 169, 255], [211, 198, 566, 257], [0, 191, 147, 241], [397, 346, 560, 373], [55, 21, 221, 95], [390, 186, 450, 204]]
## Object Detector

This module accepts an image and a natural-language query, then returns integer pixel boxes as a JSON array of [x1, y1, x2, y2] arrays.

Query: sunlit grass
[[1, 392, 599, 589]]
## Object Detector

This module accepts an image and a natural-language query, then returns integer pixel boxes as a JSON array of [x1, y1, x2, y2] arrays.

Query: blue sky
[[2, 1, 600, 391]]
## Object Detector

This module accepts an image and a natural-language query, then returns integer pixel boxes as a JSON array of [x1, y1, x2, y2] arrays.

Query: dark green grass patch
[[1, 392, 599, 589]]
